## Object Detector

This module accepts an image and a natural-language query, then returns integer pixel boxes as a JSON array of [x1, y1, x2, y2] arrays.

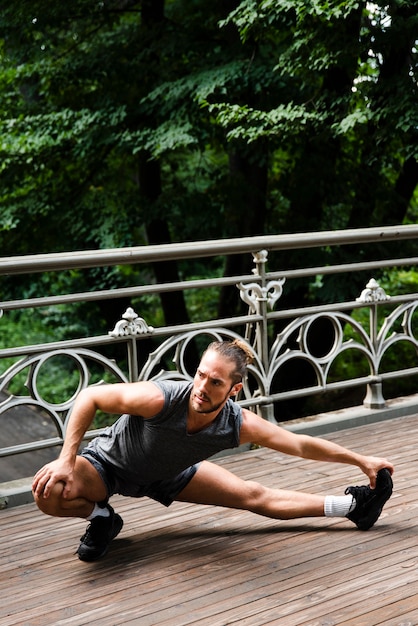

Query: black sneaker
[[345, 468, 393, 531], [76, 505, 123, 561]]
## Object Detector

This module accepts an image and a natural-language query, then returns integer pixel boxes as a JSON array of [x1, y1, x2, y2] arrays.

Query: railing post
[[238, 251, 285, 421], [253, 250, 270, 372], [127, 337, 139, 383], [254, 251, 274, 422], [356, 278, 390, 409], [363, 376, 386, 409]]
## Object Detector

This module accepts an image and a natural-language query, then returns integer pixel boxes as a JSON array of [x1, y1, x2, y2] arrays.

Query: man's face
[[190, 350, 242, 415]]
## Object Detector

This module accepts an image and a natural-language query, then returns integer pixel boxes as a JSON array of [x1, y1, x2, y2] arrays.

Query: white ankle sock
[[86, 503, 110, 521], [324, 494, 356, 517]]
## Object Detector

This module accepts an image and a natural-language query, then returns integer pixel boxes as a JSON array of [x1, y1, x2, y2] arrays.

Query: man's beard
[[193, 396, 228, 414], [192, 386, 235, 414]]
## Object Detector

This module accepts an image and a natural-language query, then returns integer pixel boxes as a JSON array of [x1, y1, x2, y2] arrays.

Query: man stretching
[[32, 339, 394, 562]]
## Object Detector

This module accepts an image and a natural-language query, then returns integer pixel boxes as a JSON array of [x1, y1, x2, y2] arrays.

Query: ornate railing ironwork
[[1, 225, 418, 466]]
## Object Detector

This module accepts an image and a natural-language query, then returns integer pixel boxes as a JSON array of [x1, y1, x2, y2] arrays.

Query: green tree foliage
[[0, 0, 417, 318]]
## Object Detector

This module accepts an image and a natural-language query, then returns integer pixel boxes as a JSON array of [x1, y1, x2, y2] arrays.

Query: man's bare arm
[[32, 381, 164, 498], [239, 408, 394, 488]]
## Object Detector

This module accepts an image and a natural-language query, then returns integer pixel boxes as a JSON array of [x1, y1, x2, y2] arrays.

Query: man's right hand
[[32, 458, 75, 499]]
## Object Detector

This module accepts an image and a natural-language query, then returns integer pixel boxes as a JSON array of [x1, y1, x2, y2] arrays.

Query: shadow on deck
[[1, 413, 417, 626]]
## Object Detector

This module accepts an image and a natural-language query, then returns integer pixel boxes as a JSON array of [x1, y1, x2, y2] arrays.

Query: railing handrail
[[1, 224, 418, 276]]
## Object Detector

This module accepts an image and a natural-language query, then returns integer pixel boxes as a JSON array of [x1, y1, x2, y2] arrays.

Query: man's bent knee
[[34, 480, 95, 518], [33, 481, 66, 517]]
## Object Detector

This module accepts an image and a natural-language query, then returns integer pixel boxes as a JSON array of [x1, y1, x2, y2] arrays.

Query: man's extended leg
[[176, 460, 325, 518], [176, 460, 392, 529]]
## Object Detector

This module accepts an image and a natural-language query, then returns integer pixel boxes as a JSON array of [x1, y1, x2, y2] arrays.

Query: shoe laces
[[80, 515, 109, 544], [80, 522, 94, 544], [344, 484, 372, 505]]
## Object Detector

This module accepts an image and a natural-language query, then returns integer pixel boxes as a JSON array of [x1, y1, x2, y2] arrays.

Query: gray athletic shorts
[[80, 448, 199, 507]]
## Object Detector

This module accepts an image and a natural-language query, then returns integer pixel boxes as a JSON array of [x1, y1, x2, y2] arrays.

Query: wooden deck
[[1, 413, 417, 626]]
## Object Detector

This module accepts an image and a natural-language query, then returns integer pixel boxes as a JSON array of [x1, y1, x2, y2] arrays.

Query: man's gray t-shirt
[[85, 380, 243, 486]]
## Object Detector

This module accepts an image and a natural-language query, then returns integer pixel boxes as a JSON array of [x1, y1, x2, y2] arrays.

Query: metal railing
[[1, 224, 418, 466]]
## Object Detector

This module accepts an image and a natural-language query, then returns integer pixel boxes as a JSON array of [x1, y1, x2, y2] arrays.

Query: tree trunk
[[136, 0, 191, 329], [138, 157, 191, 327], [218, 149, 268, 319]]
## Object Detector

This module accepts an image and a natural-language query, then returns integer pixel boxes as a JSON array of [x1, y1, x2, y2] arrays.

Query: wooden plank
[[0, 413, 416, 626]]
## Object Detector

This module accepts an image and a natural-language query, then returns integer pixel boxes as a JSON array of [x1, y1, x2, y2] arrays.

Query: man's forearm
[[60, 390, 97, 462], [300, 435, 363, 467]]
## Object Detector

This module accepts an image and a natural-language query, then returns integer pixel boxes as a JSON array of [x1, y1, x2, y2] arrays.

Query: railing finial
[[356, 278, 390, 303], [109, 307, 154, 337]]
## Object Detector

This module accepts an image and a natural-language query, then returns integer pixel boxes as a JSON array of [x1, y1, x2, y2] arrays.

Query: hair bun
[[231, 339, 255, 365]]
